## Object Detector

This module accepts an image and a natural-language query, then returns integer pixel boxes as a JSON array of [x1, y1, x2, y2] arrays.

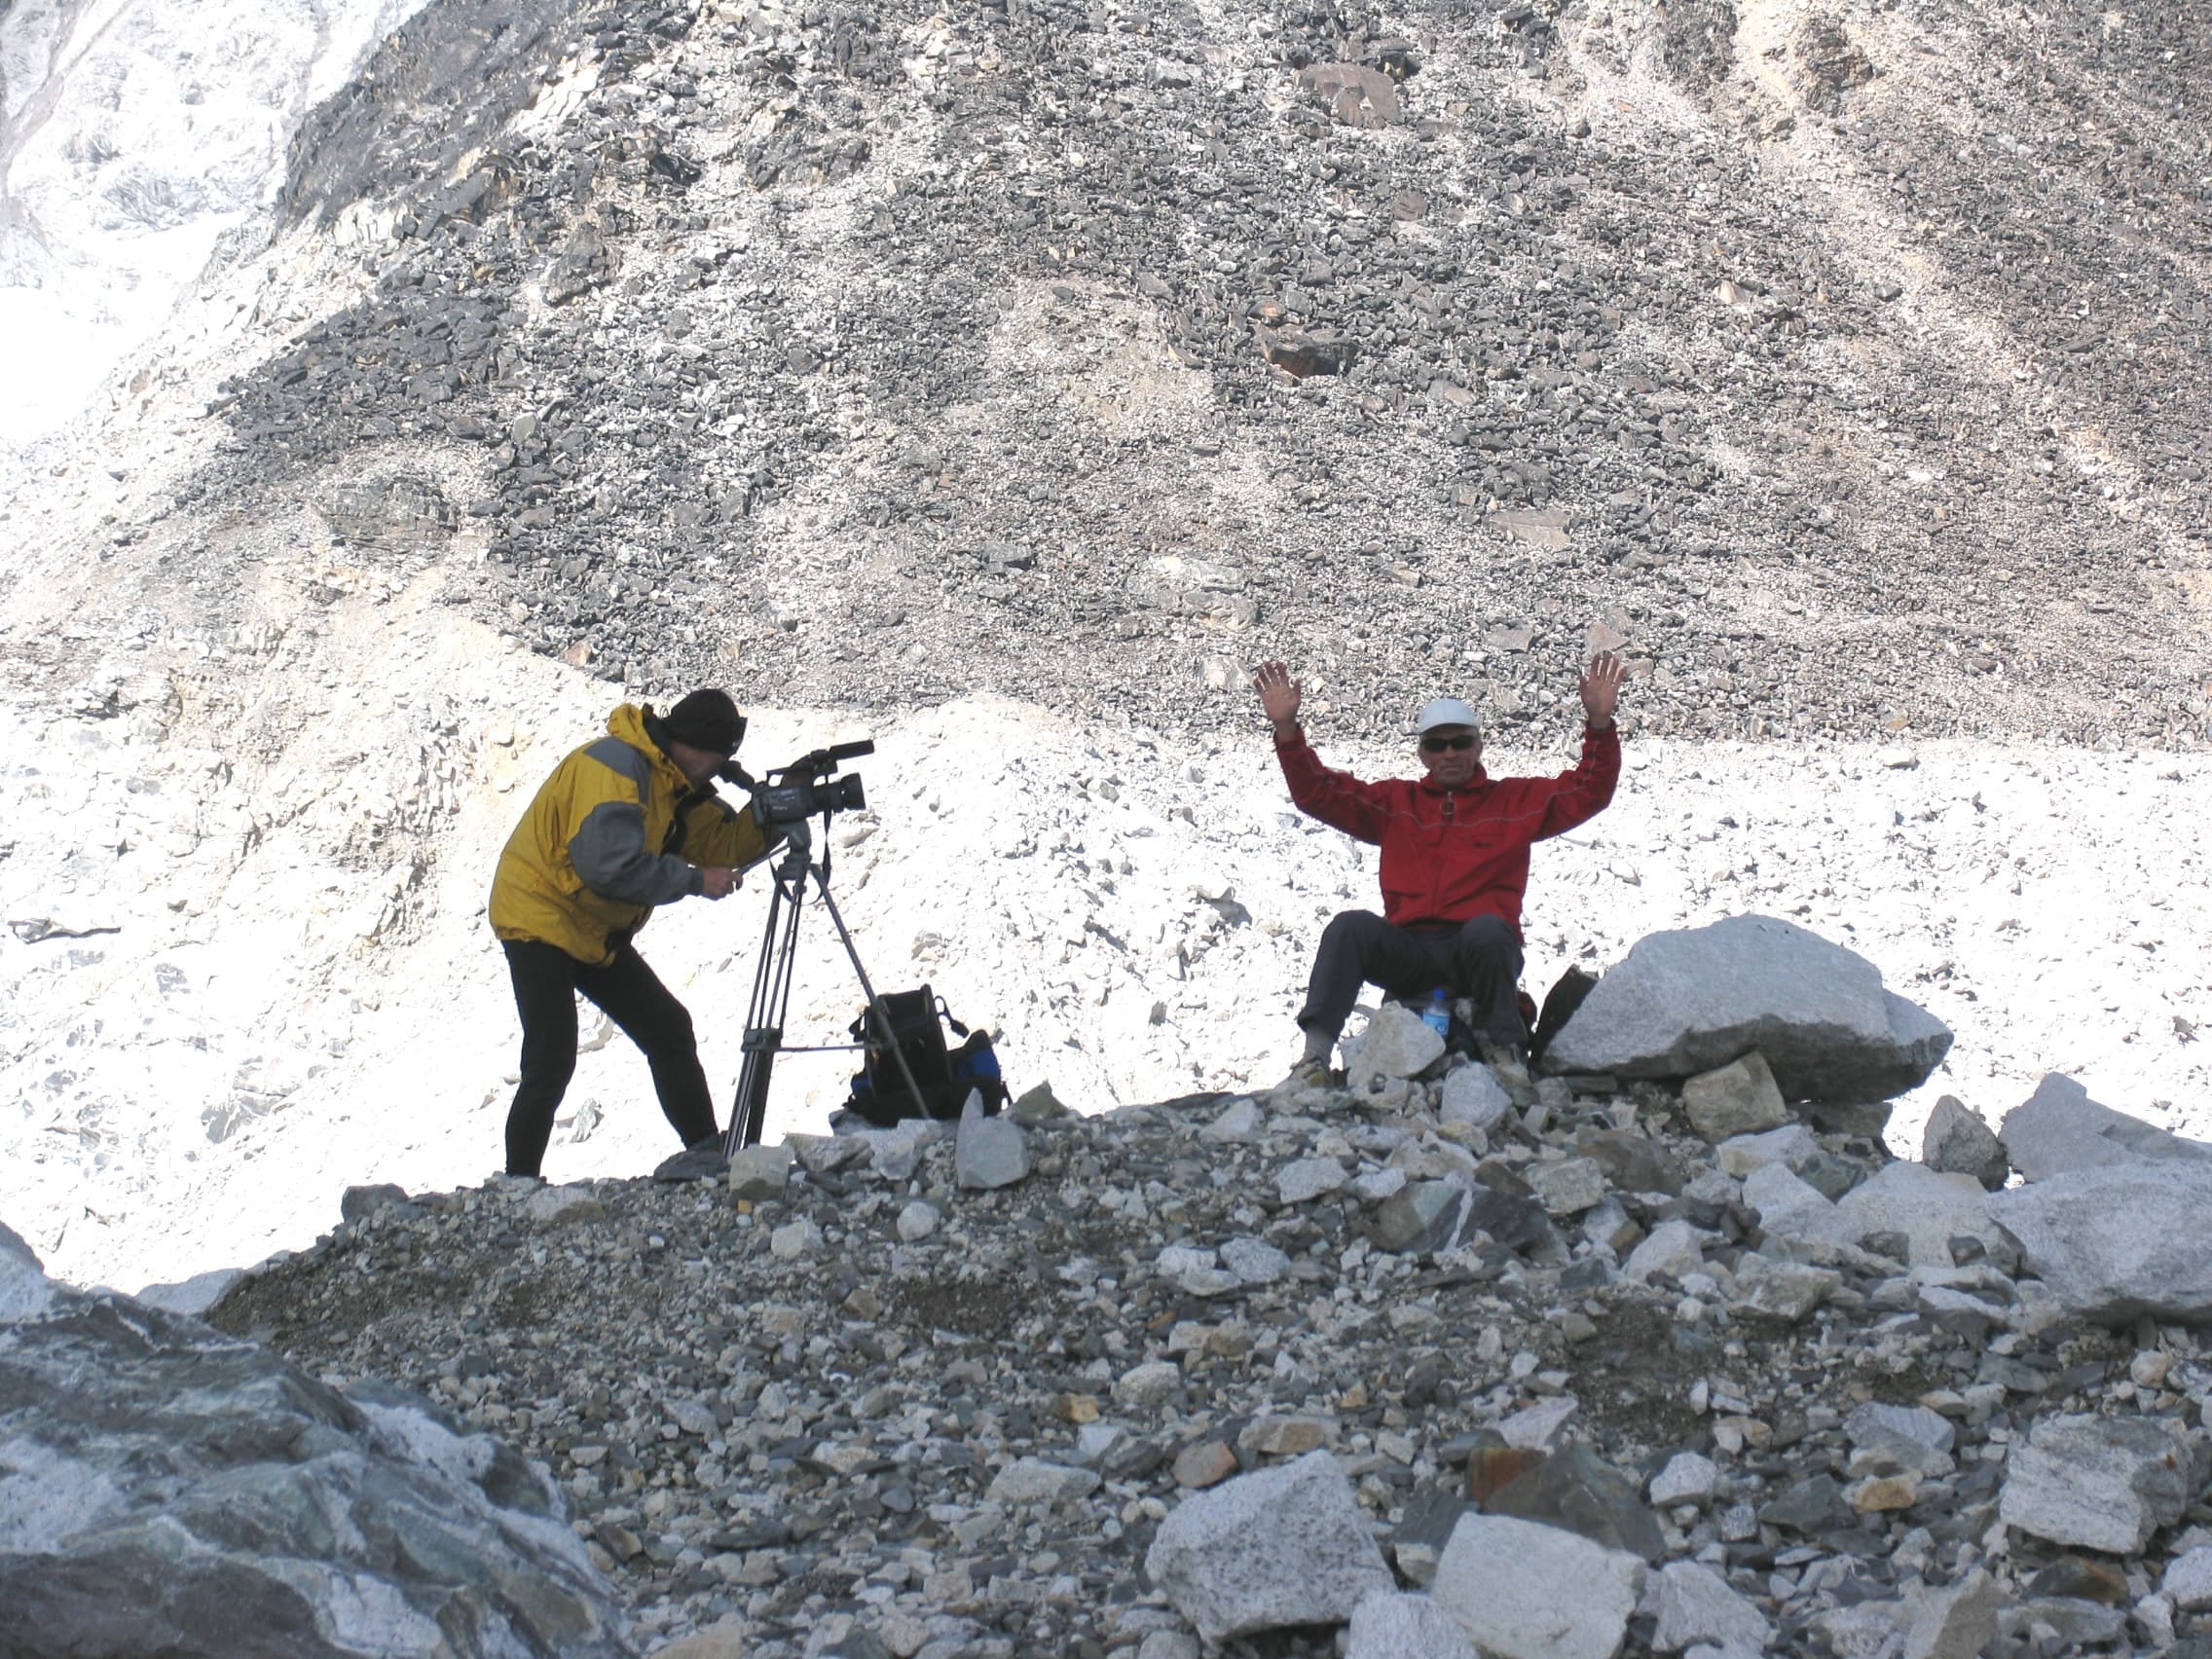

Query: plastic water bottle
[[1420, 988, 1451, 1041]]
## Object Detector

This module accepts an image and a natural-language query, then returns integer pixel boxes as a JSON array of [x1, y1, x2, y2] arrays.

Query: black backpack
[[844, 986, 1009, 1127]]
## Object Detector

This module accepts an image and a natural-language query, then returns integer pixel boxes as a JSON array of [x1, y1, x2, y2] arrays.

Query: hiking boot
[[486, 1171, 543, 1192], [1477, 1039, 1533, 1091], [652, 1138, 729, 1183], [1273, 1057, 1338, 1095]]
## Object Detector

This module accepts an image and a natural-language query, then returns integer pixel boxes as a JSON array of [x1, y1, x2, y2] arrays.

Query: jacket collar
[[1417, 766, 1491, 796]]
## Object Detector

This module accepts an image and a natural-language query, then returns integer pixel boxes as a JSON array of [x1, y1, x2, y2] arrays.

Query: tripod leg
[[723, 859, 806, 1154]]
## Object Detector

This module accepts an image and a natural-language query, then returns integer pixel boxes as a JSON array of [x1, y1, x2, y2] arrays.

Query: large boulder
[[1989, 1161, 2212, 1322], [1545, 915, 1951, 1102], [0, 1245, 635, 1658], [1998, 1414, 2205, 1554], [1145, 1449, 1392, 1641], [1998, 1073, 2212, 1183]]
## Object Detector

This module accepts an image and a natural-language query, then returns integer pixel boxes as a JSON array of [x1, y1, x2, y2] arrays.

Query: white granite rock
[[1646, 1560, 1772, 1655], [1439, 1062, 1513, 1131], [1991, 1160, 2212, 1322], [1649, 1452, 1720, 1507], [1547, 914, 1950, 1102], [1680, 1051, 1788, 1141], [1999, 1413, 2205, 1553], [986, 1458, 1100, 1504], [1999, 1072, 2212, 1183], [1431, 1513, 1644, 1659], [1346, 1003, 1447, 1090], [1346, 1590, 1480, 1659], [1623, 1219, 1707, 1285], [1832, 1163, 2005, 1268], [1277, 1158, 1348, 1203], [1144, 1449, 1393, 1641], [955, 1090, 1030, 1189], [1715, 1123, 1819, 1177], [896, 1199, 940, 1241], [1731, 1252, 1840, 1321]]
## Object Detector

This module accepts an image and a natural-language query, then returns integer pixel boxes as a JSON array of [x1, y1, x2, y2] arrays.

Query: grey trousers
[[1298, 910, 1526, 1047]]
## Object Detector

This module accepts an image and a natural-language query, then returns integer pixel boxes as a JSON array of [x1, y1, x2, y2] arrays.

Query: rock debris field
[[17, 937, 2212, 1657]]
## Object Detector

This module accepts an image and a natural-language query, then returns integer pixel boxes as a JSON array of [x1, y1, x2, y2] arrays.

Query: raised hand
[[1580, 651, 1627, 727], [1252, 660, 1302, 732]]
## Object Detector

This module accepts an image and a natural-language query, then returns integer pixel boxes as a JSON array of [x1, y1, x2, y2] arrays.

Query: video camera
[[719, 739, 872, 827]]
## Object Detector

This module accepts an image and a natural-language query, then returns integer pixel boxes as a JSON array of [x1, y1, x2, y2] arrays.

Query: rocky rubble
[[0, 1224, 635, 1657], [159, 973, 2212, 1658], [17, 0, 2207, 755]]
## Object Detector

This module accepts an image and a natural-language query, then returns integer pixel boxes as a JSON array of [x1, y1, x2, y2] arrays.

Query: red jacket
[[1275, 723, 1621, 937]]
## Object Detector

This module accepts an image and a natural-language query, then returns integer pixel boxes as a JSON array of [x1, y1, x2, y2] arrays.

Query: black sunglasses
[[1420, 733, 1478, 753]]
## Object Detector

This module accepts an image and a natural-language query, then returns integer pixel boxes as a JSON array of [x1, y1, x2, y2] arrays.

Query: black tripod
[[720, 814, 930, 1153]]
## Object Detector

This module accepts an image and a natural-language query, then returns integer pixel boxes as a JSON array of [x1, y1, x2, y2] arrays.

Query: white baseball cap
[[1413, 696, 1482, 734]]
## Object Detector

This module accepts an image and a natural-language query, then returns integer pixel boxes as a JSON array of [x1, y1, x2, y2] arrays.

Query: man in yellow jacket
[[490, 689, 775, 1179]]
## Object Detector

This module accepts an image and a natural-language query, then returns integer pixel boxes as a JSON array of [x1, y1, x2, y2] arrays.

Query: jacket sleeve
[[682, 797, 780, 870], [1531, 723, 1622, 840], [1275, 726, 1391, 846], [569, 799, 703, 905]]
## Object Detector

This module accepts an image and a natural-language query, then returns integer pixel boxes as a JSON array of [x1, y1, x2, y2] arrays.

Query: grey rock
[[986, 1458, 1100, 1504], [1740, 1161, 1851, 1248], [1439, 1063, 1513, 1131], [955, 1092, 1029, 1190], [857, 1121, 945, 1183], [1431, 1513, 1644, 1659], [1007, 1081, 1069, 1124], [131, 1268, 245, 1318], [1648, 1451, 1719, 1507], [769, 1218, 823, 1260], [0, 1219, 56, 1321], [1647, 1560, 1773, 1655], [1998, 1413, 2204, 1553], [341, 1183, 413, 1223], [0, 1283, 634, 1656], [1921, 1095, 2009, 1190], [1482, 1443, 1665, 1562], [1220, 1236, 1291, 1285], [1529, 1158, 1607, 1217], [2162, 1547, 2212, 1610], [525, 1184, 607, 1227], [896, 1200, 940, 1241], [1999, 1072, 2212, 1182], [1547, 915, 1951, 1102], [1144, 1449, 1392, 1641], [1346, 1590, 1479, 1659], [1623, 1219, 1706, 1284], [1845, 1403, 1957, 1477], [1715, 1123, 1819, 1177], [1369, 1181, 1468, 1254], [1730, 1252, 1840, 1321], [1833, 1162, 2005, 1269], [1345, 1004, 1446, 1090], [1199, 1098, 1266, 1144], [1277, 1157, 1348, 1204], [1901, 1567, 2000, 1659], [1115, 1361, 1184, 1408], [1989, 1160, 2212, 1322], [726, 1142, 793, 1201], [1680, 1051, 1788, 1140]]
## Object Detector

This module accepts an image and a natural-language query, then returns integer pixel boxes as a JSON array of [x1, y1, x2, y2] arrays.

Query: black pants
[[501, 939, 717, 1177], [1298, 910, 1526, 1047]]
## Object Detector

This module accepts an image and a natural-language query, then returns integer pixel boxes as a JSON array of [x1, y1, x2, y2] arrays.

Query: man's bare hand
[[1580, 651, 1627, 727], [698, 866, 739, 899], [1252, 660, 1302, 733]]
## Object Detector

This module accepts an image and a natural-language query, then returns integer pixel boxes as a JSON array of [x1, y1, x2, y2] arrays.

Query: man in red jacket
[[1256, 651, 1626, 1083]]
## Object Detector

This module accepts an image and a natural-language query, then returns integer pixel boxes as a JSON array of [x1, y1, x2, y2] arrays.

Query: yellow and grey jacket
[[490, 703, 774, 966]]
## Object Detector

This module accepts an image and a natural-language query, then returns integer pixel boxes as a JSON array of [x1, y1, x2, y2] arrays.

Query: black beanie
[[659, 688, 745, 756]]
